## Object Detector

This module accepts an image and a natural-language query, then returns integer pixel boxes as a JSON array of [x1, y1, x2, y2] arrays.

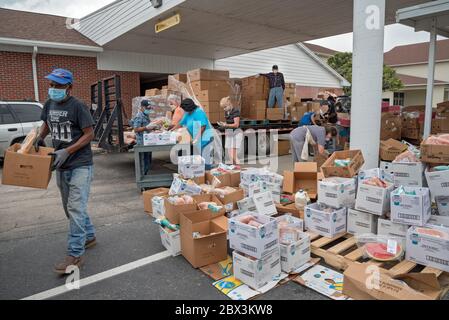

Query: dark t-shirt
[[225, 108, 240, 125], [41, 96, 95, 171]]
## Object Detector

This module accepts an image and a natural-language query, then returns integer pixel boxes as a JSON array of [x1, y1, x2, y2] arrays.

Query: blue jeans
[[56, 165, 95, 258], [268, 87, 284, 108], [140, 152, 151, 175]]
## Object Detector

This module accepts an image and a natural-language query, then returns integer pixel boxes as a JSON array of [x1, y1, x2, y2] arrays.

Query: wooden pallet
[[307, 232, 449, 299]]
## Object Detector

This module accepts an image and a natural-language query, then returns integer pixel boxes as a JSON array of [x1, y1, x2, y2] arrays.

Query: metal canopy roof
[[76, 0, 429, 60], [396, 0, 449, 37]]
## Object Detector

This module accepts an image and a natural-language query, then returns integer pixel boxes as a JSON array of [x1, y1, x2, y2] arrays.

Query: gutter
[[32, 46, 39, 102], [0, 37, 103, 52], [296, 43, 351, 87]]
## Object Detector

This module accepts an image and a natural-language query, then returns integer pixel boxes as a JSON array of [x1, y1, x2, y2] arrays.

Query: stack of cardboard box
[[288, 103, 308, 122], [186, 68, 231, 124], [432, 101, 449, 134], [402, 105, 425, 140], [241, 76, 270, 119], [380, 112, 402, 140]]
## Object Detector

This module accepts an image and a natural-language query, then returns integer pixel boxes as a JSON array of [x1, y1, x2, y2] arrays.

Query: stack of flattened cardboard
[[241, 76, 270, 119], [187, 68, 231, 123]]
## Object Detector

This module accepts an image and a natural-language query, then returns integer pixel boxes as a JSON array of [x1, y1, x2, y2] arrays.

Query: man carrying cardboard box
[[35, 68, 96, 274]]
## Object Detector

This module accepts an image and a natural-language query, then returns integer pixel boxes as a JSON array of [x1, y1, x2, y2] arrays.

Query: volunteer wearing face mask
[[218, 97, 241, 165], [133, 99, 154, 175], [290, 125, 338, 162], [171, 98, 214, 168], [166, 94, 184, 126], [34, 68, 96, 274]]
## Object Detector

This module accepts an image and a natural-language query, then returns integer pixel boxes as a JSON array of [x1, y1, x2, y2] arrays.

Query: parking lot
[[0, 151, 329, 300]]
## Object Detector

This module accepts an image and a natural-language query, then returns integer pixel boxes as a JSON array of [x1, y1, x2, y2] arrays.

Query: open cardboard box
[[379, 139, 408, 162], [421, 141, 449, 164], [142, 187, 170, 214], [192, 194, 226, 216], [180, 210, 228, 268], [2, 143, 54, 189], [283, 162, 318, 199], [343, 263, 449, 300], [321, 150, 365, 178], [164, 198, 199, 225]]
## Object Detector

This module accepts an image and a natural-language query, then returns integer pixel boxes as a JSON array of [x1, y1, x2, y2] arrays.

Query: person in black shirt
[[35, 68, 96, 274], [218, 97, 242, 165]]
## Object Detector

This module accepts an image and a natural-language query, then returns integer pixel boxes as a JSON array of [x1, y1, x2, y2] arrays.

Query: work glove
[[33, 136, 46, 152], [49, 149, 70, 171]]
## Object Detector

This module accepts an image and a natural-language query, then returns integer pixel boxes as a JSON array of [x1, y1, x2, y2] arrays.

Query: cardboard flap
[[382, 139, 408, 152], [393, 272, 441, 290], [294, 162, 318, 173]]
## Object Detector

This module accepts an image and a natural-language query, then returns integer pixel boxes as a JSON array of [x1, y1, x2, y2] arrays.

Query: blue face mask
[[48, 88, 67, 102], [143, 109, 151, 116]]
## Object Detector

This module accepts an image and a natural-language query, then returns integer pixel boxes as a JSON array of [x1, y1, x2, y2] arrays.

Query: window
[[393, 92, 405, 106], [0, 105, 16, 125], [444, 88, 449, 102], [9, 104, 42, 123]]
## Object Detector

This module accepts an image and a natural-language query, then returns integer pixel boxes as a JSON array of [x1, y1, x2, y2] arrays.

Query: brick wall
[[297, 86, 344, 100], [0, 51, 140, 120]]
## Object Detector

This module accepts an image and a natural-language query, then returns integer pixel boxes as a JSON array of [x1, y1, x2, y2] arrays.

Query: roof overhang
[[75, 0, 429, 60], [397, 0, 449, 37], [0, 36, 103, 52]]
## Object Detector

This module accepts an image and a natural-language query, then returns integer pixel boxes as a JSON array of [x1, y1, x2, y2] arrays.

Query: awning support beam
[[423, 17, 437, 139]]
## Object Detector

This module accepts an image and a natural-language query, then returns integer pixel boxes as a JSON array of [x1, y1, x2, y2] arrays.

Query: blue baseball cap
[[45, 68, 73, 85]]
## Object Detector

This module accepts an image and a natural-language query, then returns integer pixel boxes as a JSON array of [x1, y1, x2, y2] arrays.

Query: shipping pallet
[[307, 232, 449, 299]]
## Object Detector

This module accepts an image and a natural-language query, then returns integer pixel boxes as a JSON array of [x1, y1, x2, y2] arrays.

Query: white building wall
[[392, 61, 449, 82], [215, 44, 343, 88], [97, 50, 213, 73]]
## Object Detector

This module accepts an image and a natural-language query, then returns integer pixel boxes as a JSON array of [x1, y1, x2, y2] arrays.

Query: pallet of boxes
[[307, 143, 449, 300], [240, 75, 270, 120], [432, 101, 449, 134], [401, 105, 427, 143], [186, 69, 232, 124]]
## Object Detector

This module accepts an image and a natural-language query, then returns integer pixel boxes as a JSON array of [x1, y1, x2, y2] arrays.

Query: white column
[[32, 46, 39, 102], [350, 0, 385, 169], [423, 18, 437, 139]]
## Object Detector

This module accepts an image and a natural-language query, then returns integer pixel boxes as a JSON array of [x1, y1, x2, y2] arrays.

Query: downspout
[[32, 46, 39, 102]]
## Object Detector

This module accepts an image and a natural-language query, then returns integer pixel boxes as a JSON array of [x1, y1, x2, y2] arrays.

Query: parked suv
[[0, 101, 50, 159]]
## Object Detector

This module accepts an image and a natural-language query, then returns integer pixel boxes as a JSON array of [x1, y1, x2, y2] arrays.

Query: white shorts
[[225, 130, 244, 149]]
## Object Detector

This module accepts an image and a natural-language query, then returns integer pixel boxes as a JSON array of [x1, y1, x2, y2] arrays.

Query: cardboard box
[[247, 181, 281, 204], [377, 218, 409, 246], [199, 101, 221, 113], [391, 187, 431, 227], [206, 171, 231, 188], [425, 167, 449, 198], [142, 187, 169, 214], [343, 263, 440, 300], [321, 150, 365, 178], [237, 196, 257, 214], [192, 194, 226, 217], [187, 69, 230, 82], [229, 213, 279, 259], [252, 191, 277, 216], [421, 142, 449, 164], [432, 118, 449, 134], [152, 196, 166, 219], [190, 80, 229, 92], [172, 73, 187, 82], [145, 88, 160, 96], [379, 139, 408, 161], [266, 108, 284, 120], [436, 196, 449, 216], [159, 226, 181, 257], [143, 132, 177, 146], [304, 203, 347, 238], [169, 176, 202, 196], [178, 156, 205, 179], [279, 232, 310, 273], [195, 89, 230, 102], [164, 197, 199, 225], [406, 225, 449, 273], [317, 177, 356, 209], [355, 182, 395, 216], [283, 162, 318, 198], [391, 162, 425, 187], [380, 113, 402, 140], [276, 203, 304, 219], [2, 144, 54, 189], [278, 140, 291, 156], [347, 209, 379, 235], [233, 248, 281, 290], [180, 210, 227, 268], [215, 188, 244, 211], [427, 214, 449, 229]]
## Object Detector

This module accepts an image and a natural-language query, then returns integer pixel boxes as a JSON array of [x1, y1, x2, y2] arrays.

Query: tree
[[328, 52, 403, 96]]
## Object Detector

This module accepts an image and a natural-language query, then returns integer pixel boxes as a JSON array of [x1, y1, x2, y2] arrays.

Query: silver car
[[0, 101, 51, 159]]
